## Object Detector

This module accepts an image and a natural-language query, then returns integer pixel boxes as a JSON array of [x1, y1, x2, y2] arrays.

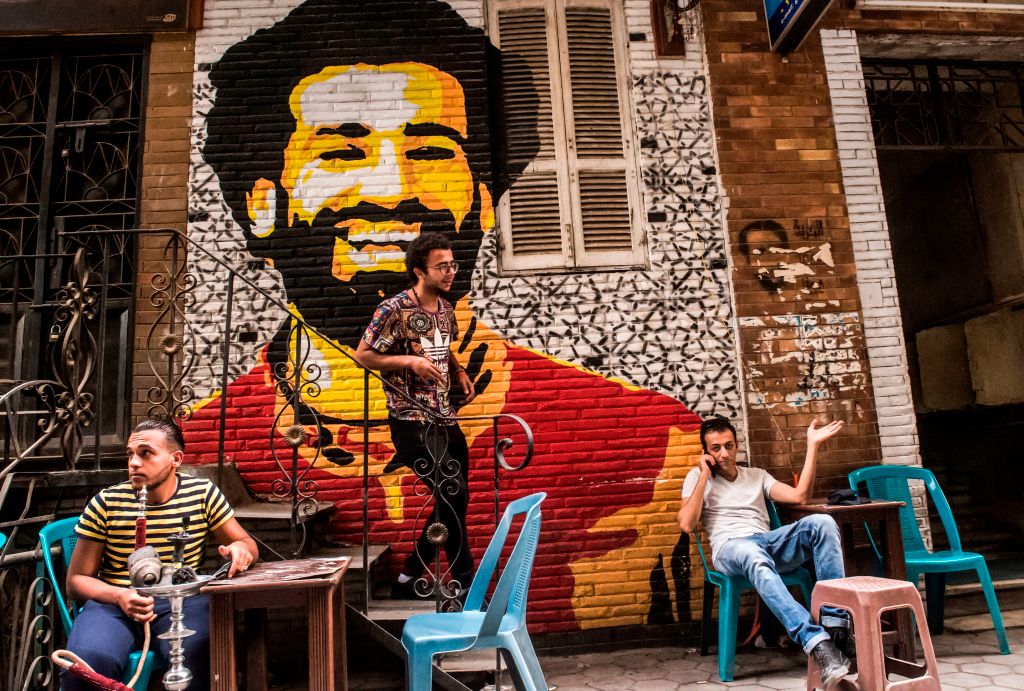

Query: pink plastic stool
[[806, 576, 941, 690]]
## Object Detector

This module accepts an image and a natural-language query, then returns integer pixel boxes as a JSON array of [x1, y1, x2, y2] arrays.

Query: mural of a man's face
[[742, 227, 790, 291], [242, 62, 490, 347], [247, 63, 480, 279]]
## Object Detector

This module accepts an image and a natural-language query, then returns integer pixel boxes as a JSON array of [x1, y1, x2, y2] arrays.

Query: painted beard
[[248, 187, 485, 349]]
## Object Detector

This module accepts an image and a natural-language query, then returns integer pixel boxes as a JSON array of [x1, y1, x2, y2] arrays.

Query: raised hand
[[807, 419, 844, 447], [699, 453, 718, 479]]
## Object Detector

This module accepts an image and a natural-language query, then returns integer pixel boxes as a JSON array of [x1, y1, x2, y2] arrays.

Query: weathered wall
[[182, 0, 743, 633], [701, 3, 883, 490]]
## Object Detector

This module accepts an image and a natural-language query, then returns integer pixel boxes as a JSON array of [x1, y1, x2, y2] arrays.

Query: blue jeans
[[61, 594, 210, 691], [714, 514, 847, 653]]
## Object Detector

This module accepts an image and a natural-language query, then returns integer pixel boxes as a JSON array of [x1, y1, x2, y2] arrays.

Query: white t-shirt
[[681, 465, 778, 568]]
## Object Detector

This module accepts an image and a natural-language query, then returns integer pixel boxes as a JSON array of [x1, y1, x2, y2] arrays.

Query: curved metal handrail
[[2, 227, 535, 615], [0, 379, 72, 482], [72, 227, 526, 439]]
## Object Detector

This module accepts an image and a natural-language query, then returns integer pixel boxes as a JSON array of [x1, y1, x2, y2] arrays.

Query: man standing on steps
[[678, 415, 852, 689], [355, 232, 477, 599]]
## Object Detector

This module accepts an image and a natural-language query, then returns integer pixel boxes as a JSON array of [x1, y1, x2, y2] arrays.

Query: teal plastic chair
[[402, 492, 547, 691], [39, 517, 160, 687], [0, 532, 6, 549], [695, 500, 814, 682], [848, 465, 1010, 655]]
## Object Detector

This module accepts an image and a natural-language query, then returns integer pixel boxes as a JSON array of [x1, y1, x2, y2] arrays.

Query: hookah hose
[[52, 489, 152, 689]]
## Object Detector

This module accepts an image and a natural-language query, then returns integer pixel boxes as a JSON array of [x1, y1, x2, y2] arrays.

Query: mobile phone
[[702, 439, 718, 478]]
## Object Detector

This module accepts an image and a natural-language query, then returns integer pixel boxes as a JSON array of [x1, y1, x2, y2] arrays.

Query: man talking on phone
[[677, 416, 851, 689]]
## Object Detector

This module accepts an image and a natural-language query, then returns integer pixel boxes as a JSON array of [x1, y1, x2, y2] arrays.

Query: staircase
[[271, 542, 503, 690]]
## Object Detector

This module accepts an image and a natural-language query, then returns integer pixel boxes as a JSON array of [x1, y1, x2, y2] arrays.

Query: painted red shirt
[[185, 342, 699, 632]]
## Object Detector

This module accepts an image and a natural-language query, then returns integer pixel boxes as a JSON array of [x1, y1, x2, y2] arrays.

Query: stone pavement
[[539, 625, 1024, 690]]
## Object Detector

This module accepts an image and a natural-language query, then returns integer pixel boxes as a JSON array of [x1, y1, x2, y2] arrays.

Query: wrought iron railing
[[2, 228, 536, 687]]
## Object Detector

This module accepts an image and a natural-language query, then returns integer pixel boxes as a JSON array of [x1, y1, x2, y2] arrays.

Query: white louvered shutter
[[493, 0, 645, 272]]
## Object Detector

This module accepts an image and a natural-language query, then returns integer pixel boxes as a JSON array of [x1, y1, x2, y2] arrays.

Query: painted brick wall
[[701, 3, 884, 492], [173, 0, 1023, 635], [181, 0, 745, 634]]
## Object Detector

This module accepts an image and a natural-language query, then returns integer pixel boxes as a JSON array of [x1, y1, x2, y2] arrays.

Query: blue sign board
[[764, 0, 836, 53]]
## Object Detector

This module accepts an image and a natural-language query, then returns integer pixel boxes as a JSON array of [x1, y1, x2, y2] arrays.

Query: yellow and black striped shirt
[[76, 474, 234, 587]]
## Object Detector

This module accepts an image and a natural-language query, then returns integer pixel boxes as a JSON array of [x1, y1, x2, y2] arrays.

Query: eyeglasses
[[429, 261, 460, 275]]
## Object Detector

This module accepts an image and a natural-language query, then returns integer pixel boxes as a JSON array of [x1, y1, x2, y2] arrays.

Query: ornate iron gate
[[0, 43, 147, 458], [864, 59, 1024, 151]]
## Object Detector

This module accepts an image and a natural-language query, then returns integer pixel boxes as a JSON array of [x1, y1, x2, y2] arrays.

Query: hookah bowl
[[136, 575, 213, 690]]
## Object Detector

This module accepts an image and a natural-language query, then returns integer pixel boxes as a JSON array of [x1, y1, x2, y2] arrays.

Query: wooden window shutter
[[496, 2, 573, 271], [494, 0, 645, 272], [563, 1, 642, 265]]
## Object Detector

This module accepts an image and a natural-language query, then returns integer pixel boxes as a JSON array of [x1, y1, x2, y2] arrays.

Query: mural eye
[[320, 144, 366, 161], [407, 146, 455, 161]]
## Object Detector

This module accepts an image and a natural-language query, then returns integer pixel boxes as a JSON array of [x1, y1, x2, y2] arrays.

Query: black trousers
[[389, 417, 473, 585]]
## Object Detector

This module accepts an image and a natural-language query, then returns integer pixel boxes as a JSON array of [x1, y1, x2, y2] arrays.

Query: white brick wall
[[820, 29, 930, 546]]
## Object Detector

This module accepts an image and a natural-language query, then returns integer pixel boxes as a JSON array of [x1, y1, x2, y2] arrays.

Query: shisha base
[[137, 575, 212, 691]]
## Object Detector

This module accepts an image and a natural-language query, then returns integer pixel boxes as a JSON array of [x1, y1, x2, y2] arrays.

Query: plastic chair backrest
[[849, 465, 961, 554], [464, 492, 545, 638], [38, 516, 80, 636]]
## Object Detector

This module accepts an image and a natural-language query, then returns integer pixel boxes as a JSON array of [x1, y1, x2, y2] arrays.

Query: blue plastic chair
[[849, 465, 1010, 655], [402, 492, 548, 691], [695, 500, 814, 682], [0, 532, 6, 549], [39, 516, 160, 687]]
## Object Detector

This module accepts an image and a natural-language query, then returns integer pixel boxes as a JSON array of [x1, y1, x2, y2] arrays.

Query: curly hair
[[405, 233, 453, 284], [204, 0, 501, 241]]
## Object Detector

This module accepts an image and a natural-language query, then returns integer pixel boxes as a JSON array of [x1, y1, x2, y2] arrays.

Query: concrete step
[[944, 608, 1024, 633], [366, 596, 437, 623], [315, 543, 390, 572], [942, 577, 1024, 619]]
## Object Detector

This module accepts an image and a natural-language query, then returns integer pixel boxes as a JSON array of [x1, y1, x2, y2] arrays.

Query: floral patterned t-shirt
[[362, 290, 460, 424]]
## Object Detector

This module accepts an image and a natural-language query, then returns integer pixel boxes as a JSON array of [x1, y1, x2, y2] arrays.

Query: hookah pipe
[[51, 488, 154, 690]]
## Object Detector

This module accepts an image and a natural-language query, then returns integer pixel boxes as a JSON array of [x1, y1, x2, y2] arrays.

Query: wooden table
[[784, 499, 907, 581], [202, 557, 350, 691]]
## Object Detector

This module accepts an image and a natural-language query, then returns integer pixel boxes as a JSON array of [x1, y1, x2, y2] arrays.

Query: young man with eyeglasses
[[678, 416, 852, 689], [355, 232, 477, 599]]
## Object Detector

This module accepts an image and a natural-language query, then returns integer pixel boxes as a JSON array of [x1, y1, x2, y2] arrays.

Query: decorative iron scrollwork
[[145, 233, 198, 424], [48, 248, 98, 468]]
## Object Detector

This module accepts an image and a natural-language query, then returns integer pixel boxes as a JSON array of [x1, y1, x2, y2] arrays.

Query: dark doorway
[[867, 59, 1024, 582]]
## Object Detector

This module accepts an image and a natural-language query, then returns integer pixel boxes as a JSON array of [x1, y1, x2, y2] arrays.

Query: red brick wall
[[134, 33, 194, 425]]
